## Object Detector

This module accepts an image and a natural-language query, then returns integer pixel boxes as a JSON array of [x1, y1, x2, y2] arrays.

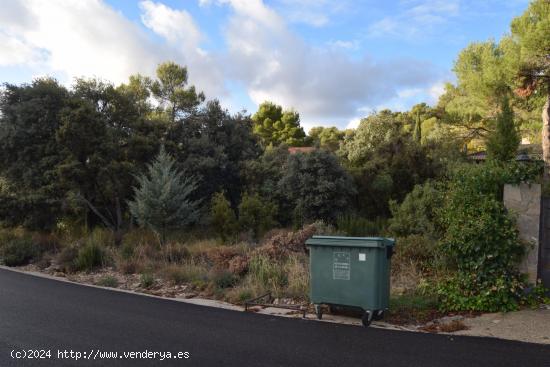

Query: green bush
[[436, 163, 527, 312], [388, 181, 443, 238], [161, 264, 209, 285], [209, 270, 238, 289], [96, 275, 119, 288], [0, 237, 39, 266], [210, 192, 238, 243], [238, 193, 277, 241], [139, 273, 155, 288], [75, 243, 105, 272], [392, 234, 438, 272]]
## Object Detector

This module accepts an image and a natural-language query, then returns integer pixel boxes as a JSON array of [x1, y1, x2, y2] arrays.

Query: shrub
[[0, 237, 39, 266], [116, 258, 142, 274], [75, 243, 105, 272], [248, 254, 288, 292], [96, 275, 119, 288], [56, 246, 79, 272], [436, 163, 527, 312], [161, 263, 209, 285], [120, 242, 134, 260], [140, 273, 155, 288], [238, 193, 276, 241], [388, 181, 443, 238], [209, 269, 238, 289], [161, 242, 190, 263], [283, 255, 309, 300], [279, 150, 356, 226], [210, 192, 238, 243], [392, 234, 439, 273]]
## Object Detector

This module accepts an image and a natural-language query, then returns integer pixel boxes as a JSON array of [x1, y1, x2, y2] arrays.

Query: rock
[[492, 319, 501, 324]]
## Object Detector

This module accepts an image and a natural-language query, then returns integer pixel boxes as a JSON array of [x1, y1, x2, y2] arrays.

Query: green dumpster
[[305, 236, 395, 327]]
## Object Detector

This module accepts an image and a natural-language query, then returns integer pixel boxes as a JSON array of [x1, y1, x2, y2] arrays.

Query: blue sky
[[0, 0, 530, 130]]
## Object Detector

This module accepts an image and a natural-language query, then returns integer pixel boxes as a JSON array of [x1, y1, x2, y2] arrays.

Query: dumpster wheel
[[361, 311, 373, 327], [373, 310, 384, 321], [314, 304, 323, 320]]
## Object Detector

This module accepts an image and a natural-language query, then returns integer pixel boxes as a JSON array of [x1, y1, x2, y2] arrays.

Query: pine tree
[[486, 98, 520, 162], [128, 147, 201, 244]]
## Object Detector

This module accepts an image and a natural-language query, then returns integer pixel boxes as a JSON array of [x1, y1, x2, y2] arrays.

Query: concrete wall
[[503, 183, 541, 283]]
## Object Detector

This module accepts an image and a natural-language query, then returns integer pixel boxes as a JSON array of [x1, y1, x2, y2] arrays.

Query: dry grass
[[160, 262, 210, 286]]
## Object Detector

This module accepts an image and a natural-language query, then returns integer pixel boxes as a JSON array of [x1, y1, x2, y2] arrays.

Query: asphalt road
[[1, 268, 548, 367]]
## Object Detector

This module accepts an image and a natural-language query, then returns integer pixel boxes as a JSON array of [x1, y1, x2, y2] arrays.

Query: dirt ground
[[452, 307, 550, 345]]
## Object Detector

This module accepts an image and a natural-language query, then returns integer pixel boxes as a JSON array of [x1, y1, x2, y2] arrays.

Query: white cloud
[[139, 1, 225, 97], [0, 0, 442, 129], [0, 0, 225, 98], [368, 0, 461, 39], [428, 82, 446, 102], [0, 31, 39, 66], [0, 0, 161, 84], [140, 1, 202, 47], [219, 0, 439, 126]]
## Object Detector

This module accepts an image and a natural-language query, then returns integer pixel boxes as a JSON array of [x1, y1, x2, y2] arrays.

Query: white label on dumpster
[[333, 251, 350, 280], [359, 253, 366, 261]]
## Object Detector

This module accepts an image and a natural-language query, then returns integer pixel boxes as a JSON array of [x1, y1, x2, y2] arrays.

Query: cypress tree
[[486, 98, 520, 162], [128, 147, 201, 244]]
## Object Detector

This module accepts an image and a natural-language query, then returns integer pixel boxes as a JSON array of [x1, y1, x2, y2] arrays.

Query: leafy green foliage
[[210, 192, 238, 243], [75, 243, 105, 272], [128, 147, 201, 244], [167, 100, 261, 207], [280, 150, 356, 225], [0, 237, 39, 266], [308, 126, 346, 151], [389, 182, 444, 238], [511, 0, 550, 96], [139, 273, 155, 288], [486, 98, 521, 161], [96, 275, 119, 288], [437, 163, 527, 312], [238, 193, 276, 240], [150, 61, 205, 122], [0, 78, 68, 229], [252, 102, 306, 147]]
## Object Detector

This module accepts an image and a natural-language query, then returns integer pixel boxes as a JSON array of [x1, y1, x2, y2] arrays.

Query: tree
[[210, 192, 238, 243], [151, 61, 205, 123], [0, 78, 69, 229], [128, 147, 201, 244], [409, 103, 433, 144], [167, 100, 261, 207], [238, 192, 276, 240], [511, 0, 550, 181], [339, 110, 402, 166], [279, 150, 356, 225], [308, 126, 345, 151], [57, 78, 163, 238], [252, 101, 306, 147], [486, 98, 521, 161]]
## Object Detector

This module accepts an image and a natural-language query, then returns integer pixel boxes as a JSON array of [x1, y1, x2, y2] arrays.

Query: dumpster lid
[[305, 236, 395, 248]]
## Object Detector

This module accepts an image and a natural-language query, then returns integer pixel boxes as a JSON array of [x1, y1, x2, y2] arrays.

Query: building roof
[[288, 147, 316, 154]]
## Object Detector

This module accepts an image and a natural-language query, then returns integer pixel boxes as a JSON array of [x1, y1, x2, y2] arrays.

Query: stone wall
[[503, 183, 541, 283]]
